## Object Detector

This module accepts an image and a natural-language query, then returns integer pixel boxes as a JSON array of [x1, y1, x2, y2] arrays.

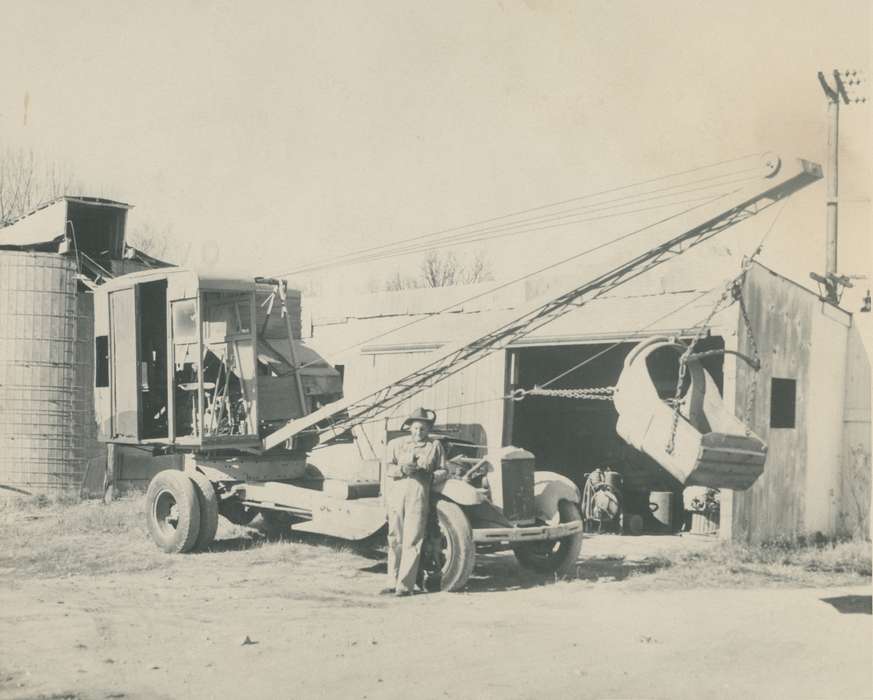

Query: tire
[[261, 509, 295, 535], [513, 500, 583, 578], [189, 471, 219, 551], [434, 499, 476, 592], [145, 470, 201, 554], [220, 499, 257, 526]]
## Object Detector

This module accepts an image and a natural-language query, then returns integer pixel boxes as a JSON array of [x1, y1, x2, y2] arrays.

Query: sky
[[1, 1, 870, 306]]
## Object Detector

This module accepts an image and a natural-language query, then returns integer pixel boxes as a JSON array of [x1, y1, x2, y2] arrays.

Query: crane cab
[[92, 268, 340, 451]]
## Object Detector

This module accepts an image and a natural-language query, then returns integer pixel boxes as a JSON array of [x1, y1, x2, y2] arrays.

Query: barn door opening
[[507, 337, 725, 494]]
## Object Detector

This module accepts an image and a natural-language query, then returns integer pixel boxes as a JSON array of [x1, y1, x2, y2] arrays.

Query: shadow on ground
[[205, 526, 386, 561], [455, 553, 671, 594], [820, 595, 872, 615]]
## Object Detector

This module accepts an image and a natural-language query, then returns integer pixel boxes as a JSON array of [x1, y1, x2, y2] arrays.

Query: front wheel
[[432, 499, 475, 592], [513, 500, 583, 578]]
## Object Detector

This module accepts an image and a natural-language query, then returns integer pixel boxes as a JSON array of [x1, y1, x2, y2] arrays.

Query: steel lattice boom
[[262, 157, 821, 451]]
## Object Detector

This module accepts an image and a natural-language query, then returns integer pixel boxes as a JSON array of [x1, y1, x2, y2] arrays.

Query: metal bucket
[[603, 468, 621, 491], [648, 491, 673, 533], [0, 251, 87, 495], [690, 510, 719, 535]]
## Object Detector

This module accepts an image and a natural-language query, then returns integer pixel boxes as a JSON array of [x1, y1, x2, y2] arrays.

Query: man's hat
[[401, 407, 436, 430]]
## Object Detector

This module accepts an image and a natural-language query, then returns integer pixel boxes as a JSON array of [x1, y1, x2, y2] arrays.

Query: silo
[[0, 251, 87, 495]]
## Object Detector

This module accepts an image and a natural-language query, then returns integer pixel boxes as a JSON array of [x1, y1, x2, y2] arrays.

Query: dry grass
[[623, 538, 872, 590], [2, 494, 870, 591], [0, 493, 374, 582]]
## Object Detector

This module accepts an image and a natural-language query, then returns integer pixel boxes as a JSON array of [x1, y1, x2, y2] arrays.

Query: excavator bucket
[[613, 338, 766, 491]]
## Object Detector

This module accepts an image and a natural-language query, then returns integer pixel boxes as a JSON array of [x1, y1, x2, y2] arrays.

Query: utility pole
[[811, 69, 866, 304]]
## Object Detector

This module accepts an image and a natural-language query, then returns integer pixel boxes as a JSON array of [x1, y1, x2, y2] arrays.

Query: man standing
[[383, 407, 446, 596]]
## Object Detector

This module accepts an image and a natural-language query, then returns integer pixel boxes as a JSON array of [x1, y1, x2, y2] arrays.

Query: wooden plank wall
[[343, 348, 507, 462], [732, 264, 855, 543], [76, 293, 109, 497], [732, 265, 812, 543], [838, 316, 872, 539]]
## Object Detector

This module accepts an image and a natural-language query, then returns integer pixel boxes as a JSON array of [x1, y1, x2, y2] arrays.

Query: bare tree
[[126, 221, 174, 260], [0, 147, 80, 226], [459, 250, 492, 285], [383, 250, 493, 291]]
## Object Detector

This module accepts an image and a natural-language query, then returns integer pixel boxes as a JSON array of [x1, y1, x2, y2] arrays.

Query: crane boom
[[263, 156, 821, 451]]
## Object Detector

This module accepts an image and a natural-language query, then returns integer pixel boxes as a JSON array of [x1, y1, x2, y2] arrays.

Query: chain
[[664, 255, 766, 451], [516, 386, 616, 401], [665, 262, 755, 455], [736, 289, 759, 435]]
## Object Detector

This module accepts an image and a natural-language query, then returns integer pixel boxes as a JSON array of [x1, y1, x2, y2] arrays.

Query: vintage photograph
[[0, 2, 871, 698]]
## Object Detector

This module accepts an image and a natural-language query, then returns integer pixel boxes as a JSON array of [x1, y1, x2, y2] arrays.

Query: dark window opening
[[139, 280, 169, 439], [770, 378, 797, 428], [95, 336, 109, 387]]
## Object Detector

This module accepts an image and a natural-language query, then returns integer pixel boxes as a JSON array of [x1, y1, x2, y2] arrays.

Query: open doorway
[[139, 280, 168, 439], [508, 337, 725, 524]]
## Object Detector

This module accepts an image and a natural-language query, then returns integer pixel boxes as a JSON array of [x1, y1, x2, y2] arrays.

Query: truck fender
[[433, 478, 485, 506], [533, 470, 582, 525]]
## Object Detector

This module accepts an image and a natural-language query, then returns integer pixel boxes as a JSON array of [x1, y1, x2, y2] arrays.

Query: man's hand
[[401, 462, 420, 477], [431, 468, 449, 486]]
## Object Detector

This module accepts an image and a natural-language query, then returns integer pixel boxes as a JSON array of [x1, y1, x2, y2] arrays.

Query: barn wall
[[838, 315, 872, 539], [732, 266, 812, 543], [731, 265, 852, 543], [805, 303, 850, 534], [341, 348, 507, 461]]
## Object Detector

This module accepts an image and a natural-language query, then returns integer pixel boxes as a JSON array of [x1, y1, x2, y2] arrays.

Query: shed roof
[[0, 196, 131, 247], [355, 286, 735, 354]]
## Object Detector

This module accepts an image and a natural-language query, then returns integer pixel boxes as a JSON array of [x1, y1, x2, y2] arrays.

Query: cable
[[332, 188, 794, 434], [535, 197, 792, 390], [300, 187, 741, 369], [290, 174, 761, 275], [269, 153, 765, 278], [295, 184, 754, 277]]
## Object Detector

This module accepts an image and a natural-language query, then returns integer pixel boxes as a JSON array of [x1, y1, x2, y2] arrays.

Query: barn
[[305, 257, 872, 544]]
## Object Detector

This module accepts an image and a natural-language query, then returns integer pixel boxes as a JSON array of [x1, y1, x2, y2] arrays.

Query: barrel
[[0, 251, 87, 495], [648, 491, 674, 533], [603, 468, 621, 490], [690, 510, 719, 535]]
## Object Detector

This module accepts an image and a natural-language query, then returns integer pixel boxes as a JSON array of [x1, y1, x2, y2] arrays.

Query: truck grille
[[497, 456, 536, 523]]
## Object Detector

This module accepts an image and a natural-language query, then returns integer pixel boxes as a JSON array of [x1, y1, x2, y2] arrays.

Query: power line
[[341, 191, 796, 434], [287, 173, 761, 275], [270, 153, 765, 278], [301, 188, 739, 369]]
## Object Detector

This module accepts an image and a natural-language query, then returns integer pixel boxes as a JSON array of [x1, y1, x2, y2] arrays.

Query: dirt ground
[[1, 521, 870, 700]]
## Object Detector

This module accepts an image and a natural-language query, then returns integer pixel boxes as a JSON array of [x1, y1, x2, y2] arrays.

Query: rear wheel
[[189, 471, 219, 551], [513, 500, 583, 578], [145, 470, 201, 553], [432, 500, 475, 592]]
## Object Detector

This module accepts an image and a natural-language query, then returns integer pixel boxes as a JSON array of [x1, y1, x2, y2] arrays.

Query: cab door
[[108, 286, 141, 440]]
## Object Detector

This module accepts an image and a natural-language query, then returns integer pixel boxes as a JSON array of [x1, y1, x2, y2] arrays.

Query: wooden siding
[[731, 265, 852, 543], [76, 293, 109, 497], [342, 349, 507, 462], [732, 265, 812, 542], [838, 316, 872, 539]]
